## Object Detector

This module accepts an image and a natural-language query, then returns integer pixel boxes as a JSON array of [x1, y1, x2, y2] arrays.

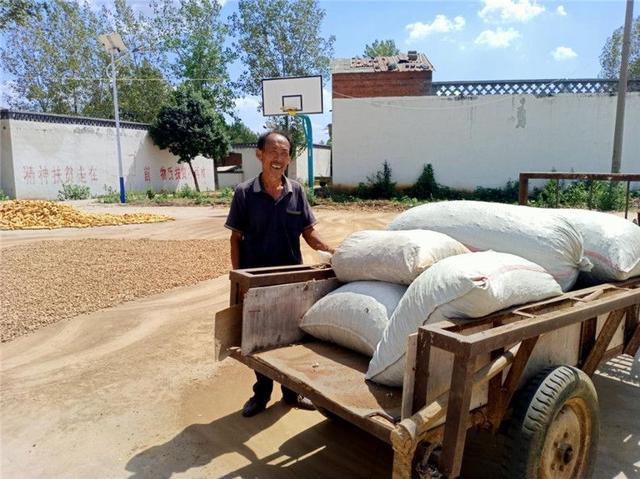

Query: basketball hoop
[[261, 75, 323, 188]]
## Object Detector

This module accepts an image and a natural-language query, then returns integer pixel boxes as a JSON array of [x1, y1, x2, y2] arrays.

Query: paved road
[[1, 204, 638, 478]]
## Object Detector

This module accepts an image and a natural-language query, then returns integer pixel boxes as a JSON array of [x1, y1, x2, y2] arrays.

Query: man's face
[[257, 134, 291, 182]]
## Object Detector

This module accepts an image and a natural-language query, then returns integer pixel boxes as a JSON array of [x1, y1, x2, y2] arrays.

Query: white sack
[[386, 200, 591, 291], [367, 251, 563, 386], [555, 208, 640, 281], [332, 230, 469, 285], [301, 281, 407, 357]]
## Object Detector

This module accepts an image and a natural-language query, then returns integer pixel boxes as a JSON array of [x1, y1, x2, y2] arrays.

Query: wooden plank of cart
[[215, 264, 640, 479]]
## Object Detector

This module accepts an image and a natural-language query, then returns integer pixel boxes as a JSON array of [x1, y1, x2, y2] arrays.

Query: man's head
[[256, 131, 292, 182]]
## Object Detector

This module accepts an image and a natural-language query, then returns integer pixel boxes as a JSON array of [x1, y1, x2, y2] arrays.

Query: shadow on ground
[[592, 353, 640, 479], [125, 403, 392, 479]]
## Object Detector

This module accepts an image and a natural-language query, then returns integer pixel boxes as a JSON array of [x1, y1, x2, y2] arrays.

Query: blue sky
[[227, 0, 630, 142], [0, 1, 630, 142]]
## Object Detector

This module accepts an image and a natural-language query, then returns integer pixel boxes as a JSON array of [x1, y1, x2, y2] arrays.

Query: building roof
[[331, 52, 434, 74]]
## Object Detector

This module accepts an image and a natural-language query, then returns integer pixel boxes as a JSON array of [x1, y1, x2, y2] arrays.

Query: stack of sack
[[300, 201, 640, 387], [386, 201, 592, 291], [553, 208, 640, 282], [301, 230, 469, 356]]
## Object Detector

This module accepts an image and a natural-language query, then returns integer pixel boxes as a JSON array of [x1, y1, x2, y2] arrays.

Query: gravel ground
[[0, 238, 230, 342]]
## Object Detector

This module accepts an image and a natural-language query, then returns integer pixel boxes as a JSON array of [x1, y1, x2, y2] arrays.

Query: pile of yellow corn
[[0, 200, 174, 230]]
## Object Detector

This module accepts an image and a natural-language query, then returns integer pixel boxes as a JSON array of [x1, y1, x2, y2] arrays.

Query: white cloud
[[551, 46, 577, 61], [406, 15, 465, 42], [478, 0, 545, 23], [556, 5, 567, 16], [234, 96, 260, 110], [474, 27, 521, 48]]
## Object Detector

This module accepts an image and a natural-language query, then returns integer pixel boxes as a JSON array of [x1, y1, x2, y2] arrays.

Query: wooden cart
[[215, 264, 640, 479]]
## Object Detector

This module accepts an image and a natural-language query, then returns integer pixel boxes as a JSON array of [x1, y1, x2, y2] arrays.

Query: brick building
[[331, 51, 434, 99]]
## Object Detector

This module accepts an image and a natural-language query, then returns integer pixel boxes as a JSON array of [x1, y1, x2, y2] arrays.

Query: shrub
[[596, 181, 625, 211], [409, 164, 438, 200], [358, 161, 397, 199], [57, 183, 91, 200], [176, 184, 201, 199], [305, 186, 317, 206], [0, 190, 9, 201], [218, 187, 235, 200], [146, 189, 156, 199], [531, 179, 626, 211], [472, 180, 519, 204]]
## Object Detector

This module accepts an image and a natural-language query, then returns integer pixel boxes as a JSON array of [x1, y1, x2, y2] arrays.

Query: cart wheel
[[501, 366, 599, 479]]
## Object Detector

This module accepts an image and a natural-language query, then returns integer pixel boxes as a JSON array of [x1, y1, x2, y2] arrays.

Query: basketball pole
[[287, 110, 314, 189], [301, 115, 314, 189]]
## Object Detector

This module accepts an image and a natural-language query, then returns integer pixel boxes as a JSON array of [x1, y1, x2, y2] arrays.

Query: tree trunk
[[187, 160, 200, 192], [212, 158, 219, 192]]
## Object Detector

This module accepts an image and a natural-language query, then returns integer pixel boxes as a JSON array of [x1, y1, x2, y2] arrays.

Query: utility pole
[[611, 0, 634, 173], [98, 33, 127, 203]]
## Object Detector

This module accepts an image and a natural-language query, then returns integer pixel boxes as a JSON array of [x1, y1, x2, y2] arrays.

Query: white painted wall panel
[[234, 145, 332, 187], [333, 93, 640, 189], [4, 119, 215, 199]]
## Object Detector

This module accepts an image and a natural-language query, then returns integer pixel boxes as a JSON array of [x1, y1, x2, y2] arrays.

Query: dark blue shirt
[[225, 175, 317, 268]]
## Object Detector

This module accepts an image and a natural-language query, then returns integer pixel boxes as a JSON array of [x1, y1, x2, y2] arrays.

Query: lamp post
[[98, 32, 127, 203]]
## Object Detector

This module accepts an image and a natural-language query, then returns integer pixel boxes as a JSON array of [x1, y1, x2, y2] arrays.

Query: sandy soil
[[1, 203, 638, 478]]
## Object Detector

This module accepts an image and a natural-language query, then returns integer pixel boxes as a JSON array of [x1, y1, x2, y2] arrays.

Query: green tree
[[227, 120, 258, 144], [232, 0, 334, 157], [364, 39, 399, 58], [150, 0, 235, 113], [0, 0, 42, 29], [149, 88, 230, 192], [1, 0, 178, 122], [84, 61, 171, 123], [1, 0, 104, 113], [599, 16, 640, 79], [85, 0, 171, 122]]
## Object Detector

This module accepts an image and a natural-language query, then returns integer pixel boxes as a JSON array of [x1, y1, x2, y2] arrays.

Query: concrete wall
[[232, 144, 331, 187], [1, 112, 215, 200], [217, 172, 244, 189], [332, 93, 640, 189]]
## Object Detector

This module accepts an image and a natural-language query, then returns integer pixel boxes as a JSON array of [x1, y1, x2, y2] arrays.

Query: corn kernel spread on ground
[[0, 200, 173, 230]]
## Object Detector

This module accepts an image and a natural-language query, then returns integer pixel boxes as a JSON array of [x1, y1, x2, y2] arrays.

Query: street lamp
[[98, 32, 127, 204]]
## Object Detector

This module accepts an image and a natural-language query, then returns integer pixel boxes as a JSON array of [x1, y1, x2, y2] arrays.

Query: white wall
[[217, 172, 244, 189], [1, 115, 215, 200], [233, 144, 331, 186], [290, 146, 332, 185], [0, 119, 16, 197], [332, 93, 640, 189]]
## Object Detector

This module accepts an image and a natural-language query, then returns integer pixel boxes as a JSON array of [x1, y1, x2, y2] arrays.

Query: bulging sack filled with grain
[[366, 251, 563, 386], [386, 200, 591, 291], [301, 281, 407, 357], [555, 208, 640, 282], [331, 230, 469, 285]]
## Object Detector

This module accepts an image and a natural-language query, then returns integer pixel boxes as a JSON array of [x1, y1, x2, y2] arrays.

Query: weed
[[57, 183, 91, 200]]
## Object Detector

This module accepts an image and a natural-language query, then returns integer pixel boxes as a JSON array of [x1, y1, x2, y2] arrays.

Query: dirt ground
[[1, 203, 638, 479]]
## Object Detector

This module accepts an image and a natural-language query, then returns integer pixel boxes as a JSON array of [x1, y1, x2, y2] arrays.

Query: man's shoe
[[242, 396, 268, 417], [282, 393, 316, 411]]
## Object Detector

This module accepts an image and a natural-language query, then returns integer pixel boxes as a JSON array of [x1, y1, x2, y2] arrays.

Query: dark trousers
[[253, 372, 296, 403]]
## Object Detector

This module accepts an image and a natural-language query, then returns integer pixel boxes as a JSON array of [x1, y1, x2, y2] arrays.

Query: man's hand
[[302, 226, 334, 254]]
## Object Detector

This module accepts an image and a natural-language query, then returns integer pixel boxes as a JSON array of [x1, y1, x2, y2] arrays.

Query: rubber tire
[[501, 365, 600, 479]]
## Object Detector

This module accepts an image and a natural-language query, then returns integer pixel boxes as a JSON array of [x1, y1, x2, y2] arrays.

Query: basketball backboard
[[261, 75, 323, 116]]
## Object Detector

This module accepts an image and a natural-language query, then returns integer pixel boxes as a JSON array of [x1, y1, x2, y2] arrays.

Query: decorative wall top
[[0, 109, 149, 130], [431, 79, 640, 97]]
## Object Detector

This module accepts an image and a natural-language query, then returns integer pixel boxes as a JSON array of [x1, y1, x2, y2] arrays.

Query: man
[[225, 130, 334, 417]]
